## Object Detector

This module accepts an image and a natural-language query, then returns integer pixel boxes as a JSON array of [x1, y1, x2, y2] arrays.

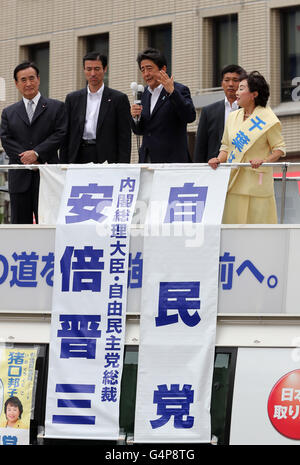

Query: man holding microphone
[[131, 48, 196, 163]]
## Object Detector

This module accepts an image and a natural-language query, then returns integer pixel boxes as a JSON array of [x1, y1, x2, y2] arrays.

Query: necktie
[[27, 100, 34, 123]]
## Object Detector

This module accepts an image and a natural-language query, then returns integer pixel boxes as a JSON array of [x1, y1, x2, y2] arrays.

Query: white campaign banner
[[45, 166, 140, 440], [134, 167, 230, 443]]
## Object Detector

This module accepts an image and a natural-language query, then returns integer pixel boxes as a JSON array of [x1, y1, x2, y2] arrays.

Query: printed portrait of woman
[[0, 396, 25, 428]]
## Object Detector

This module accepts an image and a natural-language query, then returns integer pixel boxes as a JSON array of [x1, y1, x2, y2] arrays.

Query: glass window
[[211, 348, 237, 445], [27, 344, 237, 444], [148, 24, 172, 75], [213, 15, 238, 87], [119, 346, 237, 444], [281, 7, 300, 102], [119, 346, 138, 435], [28, 43, 49, 98], [86, 33, 109, 86]]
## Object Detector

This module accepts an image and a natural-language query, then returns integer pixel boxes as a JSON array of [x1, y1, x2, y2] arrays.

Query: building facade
[[0, 0, 300, 161]]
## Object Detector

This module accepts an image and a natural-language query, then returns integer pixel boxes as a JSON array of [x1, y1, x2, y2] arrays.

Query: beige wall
[[0, 0, 300, 159]]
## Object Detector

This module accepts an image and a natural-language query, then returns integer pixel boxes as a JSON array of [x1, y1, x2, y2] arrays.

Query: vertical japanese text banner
[[0, 347, 37, 445], [134, 167, 230, 443], [45, 166, 140, 440]]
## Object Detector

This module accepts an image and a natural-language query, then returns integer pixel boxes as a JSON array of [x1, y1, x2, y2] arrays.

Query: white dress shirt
[[83, 84, 104, 140], [148, 84, 163, 114], [224, 96, 239, 124]]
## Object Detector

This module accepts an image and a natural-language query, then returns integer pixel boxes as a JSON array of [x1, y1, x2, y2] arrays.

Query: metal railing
[[0, 161, 300, 224]]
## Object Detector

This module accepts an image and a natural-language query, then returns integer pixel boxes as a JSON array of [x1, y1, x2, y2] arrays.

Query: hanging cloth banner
[[134, 167, 230, 443], [0, 346, 38, 445], [45, 166, 140, 440]]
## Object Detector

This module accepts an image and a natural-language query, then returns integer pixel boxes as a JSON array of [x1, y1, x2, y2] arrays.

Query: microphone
[[130, 82, 144, 122], [130, 81, 138, 94], [130, 82, 144, 104], [136, 84, 144, 105]]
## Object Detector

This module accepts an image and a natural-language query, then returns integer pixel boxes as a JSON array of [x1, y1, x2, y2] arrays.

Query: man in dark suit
[[131, 48, 196, 163], [193, 64, 246, 163], [0, 61, 67, 224], [60, 51, 131, 164]]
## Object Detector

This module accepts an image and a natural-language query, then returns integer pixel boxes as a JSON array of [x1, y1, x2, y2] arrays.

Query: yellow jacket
[[220, 106, 286, 198]]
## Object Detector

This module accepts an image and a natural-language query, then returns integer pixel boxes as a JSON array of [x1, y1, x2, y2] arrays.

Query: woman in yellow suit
[[209, 71, 286, 224]]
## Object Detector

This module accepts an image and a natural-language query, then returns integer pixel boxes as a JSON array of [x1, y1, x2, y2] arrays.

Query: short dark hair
[[83, 51, 107, 69], [243, 71, 270, 107], [221, 64, 246, 80], [4, 396, 23, 419], [137, 48, 167, 70], [14, 61, 39, 81]]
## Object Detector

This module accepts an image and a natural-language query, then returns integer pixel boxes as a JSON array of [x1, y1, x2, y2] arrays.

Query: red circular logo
[[268, 369, 300, 440]]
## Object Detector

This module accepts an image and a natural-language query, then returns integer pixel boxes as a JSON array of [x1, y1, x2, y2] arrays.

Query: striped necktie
[[27, 100, 34, 123]]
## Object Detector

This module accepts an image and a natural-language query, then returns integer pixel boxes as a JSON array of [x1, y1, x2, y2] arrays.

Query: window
[[119, 346, 138, 435], [119, 346, 237, 445], [30, 344, 237, 445], [27, 43, 50, 98], [146, 24, 172, 75], [86, 33, 109, 86], [211, 348, 237, 445], [281, 7, 300, 102], [212, 15, 238, 87]]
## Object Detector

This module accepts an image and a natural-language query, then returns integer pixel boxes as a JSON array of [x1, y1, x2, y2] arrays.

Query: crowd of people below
[[0, 48, 286, 225]]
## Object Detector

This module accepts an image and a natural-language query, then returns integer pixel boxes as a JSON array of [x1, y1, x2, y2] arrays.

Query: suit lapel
[[142, 88, 151, 118], [79, 89, 88, 133], [31, 96, 48, 124], [150, 87, 168, 118], [218, 100, 225, 138], [96, 86, 111, 131], [15, 100, 31, 126]]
